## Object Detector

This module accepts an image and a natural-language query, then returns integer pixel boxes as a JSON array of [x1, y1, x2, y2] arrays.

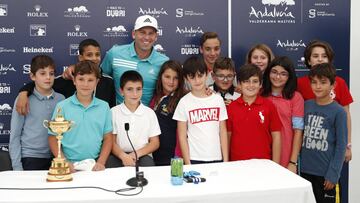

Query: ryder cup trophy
[[43, 108, 74, 182]]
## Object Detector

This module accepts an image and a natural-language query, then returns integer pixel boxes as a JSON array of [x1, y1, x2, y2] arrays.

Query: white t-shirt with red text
[[173, 92, 228, 161]]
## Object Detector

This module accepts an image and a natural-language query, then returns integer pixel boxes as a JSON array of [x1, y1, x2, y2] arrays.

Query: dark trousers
[[339, 163, 348, 203], [301, 172, 338, 203], [105, 154, 155, 168], [21, 157, 52, 170]]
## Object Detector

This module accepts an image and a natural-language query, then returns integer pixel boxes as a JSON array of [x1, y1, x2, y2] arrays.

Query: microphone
[[124, 123, 148, 187]]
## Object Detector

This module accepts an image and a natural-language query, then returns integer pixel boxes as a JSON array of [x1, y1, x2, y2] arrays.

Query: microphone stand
[[124, 123, 148, 187]]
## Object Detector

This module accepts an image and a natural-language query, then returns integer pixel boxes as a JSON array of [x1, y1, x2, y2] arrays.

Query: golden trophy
[[43, 108, 74, 182]]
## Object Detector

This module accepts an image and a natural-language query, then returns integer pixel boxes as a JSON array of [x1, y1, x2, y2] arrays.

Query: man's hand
[[16, 92, 30, 115], [62, 65, 75, 80]]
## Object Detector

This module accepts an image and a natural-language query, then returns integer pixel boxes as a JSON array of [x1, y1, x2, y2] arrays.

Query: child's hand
[[92, 162, 105, 171], [345, 148, 352, 162], [68, 162, 76, 173], [224, 99, 233, 106], [324, 180, 335, 190], [121, 154, 136, 166], [205, 87, 214, 96], [235, 85, 242, 94], [287, 163, 297, 174]]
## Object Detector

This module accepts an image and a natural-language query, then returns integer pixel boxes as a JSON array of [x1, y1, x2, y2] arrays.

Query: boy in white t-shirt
[[173, 56, 228, 165], [110, 70, 161, 167]]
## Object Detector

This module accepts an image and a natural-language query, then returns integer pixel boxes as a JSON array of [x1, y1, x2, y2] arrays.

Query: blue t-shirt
[[300, 100, 347, 184], [101, 41, 169, 106], [51, 94, 112, 162]]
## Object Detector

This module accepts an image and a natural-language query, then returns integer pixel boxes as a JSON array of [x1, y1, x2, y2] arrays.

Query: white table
[[0, 159, 315, 203]]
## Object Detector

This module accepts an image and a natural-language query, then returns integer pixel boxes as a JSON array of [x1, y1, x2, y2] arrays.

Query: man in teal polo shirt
[[101, 15, 169, 106]]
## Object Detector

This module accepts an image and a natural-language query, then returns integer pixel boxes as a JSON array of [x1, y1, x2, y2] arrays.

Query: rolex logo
[[34, 5, 41, 12], [74, 25, 80, 31]]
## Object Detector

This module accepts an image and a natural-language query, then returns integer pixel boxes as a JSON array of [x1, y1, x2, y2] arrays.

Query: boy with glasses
[[210, 57, 240, 106]]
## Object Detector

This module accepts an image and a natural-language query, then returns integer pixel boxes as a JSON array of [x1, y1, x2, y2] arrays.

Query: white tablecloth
[[0, 159, 315, 203]]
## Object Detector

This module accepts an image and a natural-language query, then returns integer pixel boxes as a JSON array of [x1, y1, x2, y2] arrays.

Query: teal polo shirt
[[101, 41, 169, 106], [50, 94, 112, 162]]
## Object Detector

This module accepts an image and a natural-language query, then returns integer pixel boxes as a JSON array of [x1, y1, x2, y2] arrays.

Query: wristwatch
[[289, 160, 298, 166], [347, 143, 352, 149]]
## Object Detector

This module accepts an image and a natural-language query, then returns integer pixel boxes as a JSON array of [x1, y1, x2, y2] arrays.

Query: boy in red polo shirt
[[227, 64, 281, 163]]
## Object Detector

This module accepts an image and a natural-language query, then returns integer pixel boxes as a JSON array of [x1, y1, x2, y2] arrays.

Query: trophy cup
[[43, 108, 74, 182]]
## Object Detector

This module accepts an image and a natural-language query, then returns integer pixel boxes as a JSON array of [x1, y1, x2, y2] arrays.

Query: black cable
[[0, 185, 143, 196]]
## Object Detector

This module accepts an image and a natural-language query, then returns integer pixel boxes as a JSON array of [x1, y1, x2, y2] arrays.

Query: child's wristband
[[289, 160, 298, 166]]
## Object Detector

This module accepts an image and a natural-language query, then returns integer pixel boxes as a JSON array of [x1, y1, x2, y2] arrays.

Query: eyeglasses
[[214, 74, 235, 81], [270, 70, 289, 78]]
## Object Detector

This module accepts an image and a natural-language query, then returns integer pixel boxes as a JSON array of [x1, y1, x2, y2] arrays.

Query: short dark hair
[[78, 38, 101, 55], [308, 63, 336, 85], [304, 40, 334, 69], [262, 56, 297, 99], [237, 64, 263, 83], [183, 56, 207, 78], [200, 32, 221, 47], [74, 60, 101, 79], [213, 57, 235, 73], [120, 70, 143, 89], [30, 55, 55, 75]]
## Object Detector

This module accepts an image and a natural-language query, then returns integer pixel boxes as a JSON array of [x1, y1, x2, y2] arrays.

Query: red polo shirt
[[297, 76, 353, 106], [227, 96, 282, 161]]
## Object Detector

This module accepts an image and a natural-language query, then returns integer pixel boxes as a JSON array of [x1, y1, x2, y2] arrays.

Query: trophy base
[[46, 157, 73, 182]]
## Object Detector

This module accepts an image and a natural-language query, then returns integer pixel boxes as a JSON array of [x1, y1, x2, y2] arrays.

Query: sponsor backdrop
[[0, 0, 350, 202]]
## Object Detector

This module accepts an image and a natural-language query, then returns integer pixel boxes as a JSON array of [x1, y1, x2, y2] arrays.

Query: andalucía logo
[[0, 64, 16, 75], [176, 26, 204, 37], [249, 0, 296, 24], [138, 7, 168, 18], [276, 39, 306, 51]]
